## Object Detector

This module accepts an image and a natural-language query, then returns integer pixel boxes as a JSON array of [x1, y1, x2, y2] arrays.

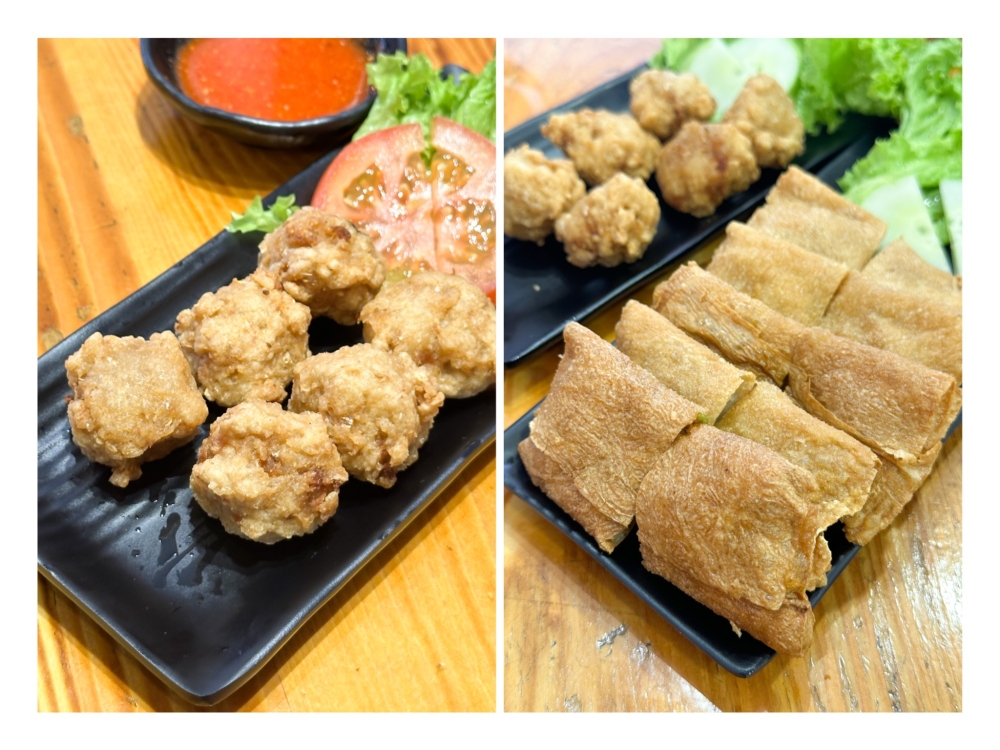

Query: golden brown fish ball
[[541, 108, 661, 187], [629, 69, 716, 141], [175, 271, 311, 407], [190, 400, 348, 544], [503, 144, 586, 244], [723, 74, 805, 169], [655, 121, 760, 218], [554, 173, 661, 268], [289, 345, 444, 488], [359, 272, 496, 399], [257, 206, 385, 325], [65, 331, 208, 488]]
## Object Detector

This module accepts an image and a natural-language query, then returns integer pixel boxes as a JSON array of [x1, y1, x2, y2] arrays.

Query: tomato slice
[[311, 118, 496, 302], [312, 123, 437, 277], [430, 117, 496, 301]]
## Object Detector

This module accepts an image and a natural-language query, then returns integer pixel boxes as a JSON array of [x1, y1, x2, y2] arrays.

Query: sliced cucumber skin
[[861, 175, 952, 273], [686, 39, 750, 120], [940, 178, 963, 275], [727, 38, 800, 92]]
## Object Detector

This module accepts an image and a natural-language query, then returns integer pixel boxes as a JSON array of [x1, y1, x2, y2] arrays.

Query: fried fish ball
[[554, 173, 661, 268], [629, 69, 716, 141], [257, 206, 385, 325], [190, 400, 348, 544], [175, 271, 311, 407], [504, 144, 586, 244], [541, 108, 661, 187], [655, 121, 760, 218], [723, 74, 805, 169], [65, 331, 208, 488], [289, 345, 444, 488], [360, 272, 496, 399]]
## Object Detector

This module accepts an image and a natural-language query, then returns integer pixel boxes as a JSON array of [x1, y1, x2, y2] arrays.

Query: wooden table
[[37, 37, 497, 712], [502, 39, 962, 713]]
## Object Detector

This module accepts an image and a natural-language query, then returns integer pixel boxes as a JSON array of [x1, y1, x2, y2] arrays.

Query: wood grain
[[502, 38, 962, 713], [37, 37, 497, 712]]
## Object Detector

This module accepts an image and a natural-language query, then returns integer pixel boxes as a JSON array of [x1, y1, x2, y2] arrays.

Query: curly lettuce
[[354, 52, 496, 142], [225, 194, 300, 234], [838, 39, 962, 205]]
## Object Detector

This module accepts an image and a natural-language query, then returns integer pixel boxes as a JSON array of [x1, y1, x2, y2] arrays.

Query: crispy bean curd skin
[[503, 144, 586, 245], [747, 166, 886, 270], [360, 271, 496, 399], [175, 271, 311, 407], [65, 331, 208, 488], [190, 400, 348, 544], [289, 344, 443, 488], [636, 424, 826, 655], [519, 323, 700, 553], [257, 206, 385, 325], [615, 299, 755, 424]]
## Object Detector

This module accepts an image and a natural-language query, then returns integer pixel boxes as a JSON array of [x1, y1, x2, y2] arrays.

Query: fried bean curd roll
[[655, 121, 759, 218], [747, 166, 886, 270], [615, 300, 755, 424], [861, 238, 962, 309], [651, 262, 806, 385], [842, 441, 943, 546], [541, 108, 662, 187], [787, 327, 961, 467], [65, 331, 208, 488], [707, 222, 849, 325], [722, 73, 805, 169], [820, 270, 963, 383], [628, 69, 716, 141], [715, 380, 878, 528], [636, 425, 828, 655], [518, 323, 701, 553]]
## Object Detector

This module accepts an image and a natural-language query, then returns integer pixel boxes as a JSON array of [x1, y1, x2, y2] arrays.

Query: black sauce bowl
[[140, 38, 407, 149]]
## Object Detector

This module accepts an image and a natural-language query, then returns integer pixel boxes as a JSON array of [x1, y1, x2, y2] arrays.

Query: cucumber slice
[[860, 175, 951, 273], [939, 178, 962, 275], [685, 38, 750, 120], [727, 38, 800, 92]]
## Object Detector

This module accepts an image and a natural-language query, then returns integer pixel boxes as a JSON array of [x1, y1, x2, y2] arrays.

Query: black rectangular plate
[[37, 151, 496, 706], [503, 64, 894, 367], [501, 144, 938, 678]]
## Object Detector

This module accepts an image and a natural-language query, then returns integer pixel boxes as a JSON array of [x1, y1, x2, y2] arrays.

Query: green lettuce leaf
[[899, 38, 962, 142], [794, 38, 923, 134], [225, 194, 300, 234], [451, 58, 497, 141], [838, 39, 962, 205], [649, 39, 711, 71], [354, 52, 496, 142]]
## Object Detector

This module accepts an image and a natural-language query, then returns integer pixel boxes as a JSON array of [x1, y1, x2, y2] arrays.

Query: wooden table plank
[[502, 38, 962, 713], [37, 37, 497, 712]]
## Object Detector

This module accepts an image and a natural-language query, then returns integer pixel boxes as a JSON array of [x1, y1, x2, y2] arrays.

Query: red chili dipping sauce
[[177, 38, 370, 122]]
